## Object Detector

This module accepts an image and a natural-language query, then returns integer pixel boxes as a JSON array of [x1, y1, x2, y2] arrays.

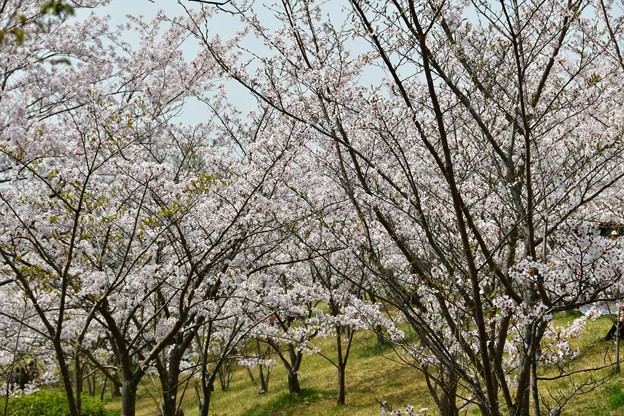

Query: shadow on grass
[[352, 337, 401, 360], [241, 388, 335, 416]]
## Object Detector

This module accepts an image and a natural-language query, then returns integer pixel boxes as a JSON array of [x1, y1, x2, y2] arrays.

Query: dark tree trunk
[[53, 340, 80, 416], [375, 326, 385, 347], [424, 366, 459, 416], [121, 379, 138, 416], [218, 359, 234, 391], [259, 364, 270, 393], [245, 344, 272, 395], [197, 378, 215, 416], [337, 365, 346, 405], [112, 381, 121, 398], [286, 344, 303, 395], [287, 369, 301, 395], [158, 331, 196, 416], [161, 369, 181, 416], [157, 354, 181, 416], [334, 323, 354, 405], [440, 388, 459, 416], [336, 325, 346, 405]]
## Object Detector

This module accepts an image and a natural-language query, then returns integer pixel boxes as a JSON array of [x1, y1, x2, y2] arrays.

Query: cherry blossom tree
[[3, 1, 624, 415], [0, 6, 322, 415], [188, 0, 624, 414], [0, 2, 226, 415]]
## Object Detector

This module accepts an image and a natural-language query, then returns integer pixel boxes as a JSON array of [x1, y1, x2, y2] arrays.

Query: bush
[[0, 391, 106, 416]]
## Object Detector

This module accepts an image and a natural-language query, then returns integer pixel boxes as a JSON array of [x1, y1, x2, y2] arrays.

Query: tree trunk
[[439, 365, 459, 416], [276, 343, 303, 395], [337, 365, 346, 405], [287, 369, 301, 395], [439, 385, 459, 416], [198, 396, 210, 416], [336, 325, 345, 405], [158, 358, 182, 416], [257, 339, 271, 392], [53, 341, 80, 416], [159, 330, 196, 416], [111, 381, 121, 398], [259, 365, 270, 393], [197, 379, 214, 416], [121, 380, 138, 416], [424, 365, 459, 416], [616, 320, 621, 374], [375, 325, 385, 347], [161, 374, 180, 416], [73, 349, 84, 414]]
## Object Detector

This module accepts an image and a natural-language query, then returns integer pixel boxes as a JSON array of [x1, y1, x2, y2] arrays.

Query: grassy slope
[[104, 314, 624, 415]]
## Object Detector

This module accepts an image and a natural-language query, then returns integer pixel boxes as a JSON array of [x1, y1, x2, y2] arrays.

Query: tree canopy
[[1, 1, 624, 415]]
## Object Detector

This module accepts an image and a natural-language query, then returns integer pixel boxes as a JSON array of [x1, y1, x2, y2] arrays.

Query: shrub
[[0, 391, 106, 416]]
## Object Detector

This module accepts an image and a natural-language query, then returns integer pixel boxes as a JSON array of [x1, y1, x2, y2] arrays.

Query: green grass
[[6, 312, 624, 414], [240, 388, 335, 416], [607, 384, 624, 408], [92, 314, 624, 415], [129, 330, 425, 416], [1, 391, 109, 416]]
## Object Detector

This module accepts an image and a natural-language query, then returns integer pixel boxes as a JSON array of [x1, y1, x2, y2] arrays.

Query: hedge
[[0, 391, 106, 416]]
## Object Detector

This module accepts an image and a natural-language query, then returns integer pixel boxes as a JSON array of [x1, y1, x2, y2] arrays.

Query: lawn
[[100, 312, 624, 415]]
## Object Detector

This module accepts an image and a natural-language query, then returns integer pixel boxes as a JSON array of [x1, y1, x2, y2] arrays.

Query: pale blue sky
[[75, 1, 380, 125], [75, 0, 254, 125]]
